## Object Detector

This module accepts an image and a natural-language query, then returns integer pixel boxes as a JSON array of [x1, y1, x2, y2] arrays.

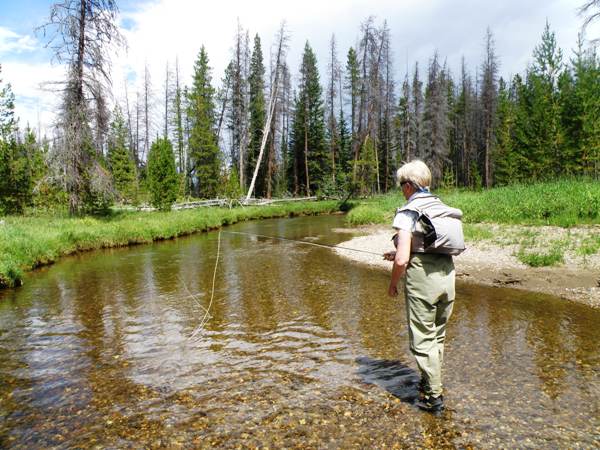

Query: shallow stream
[[1, 215, 598, 448]]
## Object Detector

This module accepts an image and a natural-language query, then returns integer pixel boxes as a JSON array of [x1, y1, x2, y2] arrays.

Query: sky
[[0, 0, 598, 137]]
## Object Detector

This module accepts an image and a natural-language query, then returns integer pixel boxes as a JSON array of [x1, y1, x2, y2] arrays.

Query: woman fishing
[[384, 160, 465, 413]]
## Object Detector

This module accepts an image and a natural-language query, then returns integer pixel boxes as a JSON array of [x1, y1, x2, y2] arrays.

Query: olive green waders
[[404, 253, 455, 398]]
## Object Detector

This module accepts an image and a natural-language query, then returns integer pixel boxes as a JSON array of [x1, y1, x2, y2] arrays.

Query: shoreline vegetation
[[346, 179, 600, 265], [0, 200, 342, 288], [1, 180, 599, 299]]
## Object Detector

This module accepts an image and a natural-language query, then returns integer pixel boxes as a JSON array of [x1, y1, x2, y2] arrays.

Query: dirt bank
[[334, 225, 600, 308]]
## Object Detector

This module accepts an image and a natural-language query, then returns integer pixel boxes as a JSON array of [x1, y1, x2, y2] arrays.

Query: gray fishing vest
[[396, 193, 466, 255]]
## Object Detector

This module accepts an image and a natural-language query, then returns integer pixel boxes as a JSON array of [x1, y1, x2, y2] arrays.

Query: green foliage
[[108, 108, 138, 204], [220, 167, 244, 199], [187, 46, 221, 198], [0, 69, 32, 214], [440, 168, 456, 190], [469, 160, 482, 190], [576, 234, 600, 257], [289, 42, 329, 196], [493, 78, 518, 185], [316, 171, 353, 199], [517, 247, 564, 267], [463, 223, 494, 241], [345, 179, 600, 227], [82, 162, 113, 215], [147, 137, 178, 211], [247, 34, 266, 196], [354, 136, 378, 195], [0, 139, 32, 214], [493, 23, 600, 184], [345, 203, 387, 226], [0, 64, 16, 139], [443, 179, 600, 226]]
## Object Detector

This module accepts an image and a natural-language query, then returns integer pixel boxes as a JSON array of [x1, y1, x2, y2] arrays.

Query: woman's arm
[[388, 229, 411, 297]]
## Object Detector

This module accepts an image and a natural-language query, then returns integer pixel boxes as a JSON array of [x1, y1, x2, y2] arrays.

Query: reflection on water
[[0, 215, 599, 448]]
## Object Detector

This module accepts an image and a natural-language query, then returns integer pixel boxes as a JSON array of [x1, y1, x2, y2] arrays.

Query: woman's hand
[[388, 283, 398, 297], [383, 251, 396, 261]]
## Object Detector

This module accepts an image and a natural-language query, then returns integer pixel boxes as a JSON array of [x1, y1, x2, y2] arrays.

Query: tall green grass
[[346, 179, 600, 227], [0, 200, 341, 288]]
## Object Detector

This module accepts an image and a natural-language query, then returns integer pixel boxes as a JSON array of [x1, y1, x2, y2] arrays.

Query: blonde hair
[[396, 160, 432, 189]]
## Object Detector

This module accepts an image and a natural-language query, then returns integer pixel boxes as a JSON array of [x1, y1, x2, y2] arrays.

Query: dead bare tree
[[225, 22, 250, 189], [172, 57, 187, 191], [142, 62, 154, 163], [480, 28, 498, 188], [163, 60, 175, 138], [327, 34, 341, 183], [579, 1, 600, 41], [38, 0, 124, 214], [245, 22, 289, 202], [123, 79, 137, 164]]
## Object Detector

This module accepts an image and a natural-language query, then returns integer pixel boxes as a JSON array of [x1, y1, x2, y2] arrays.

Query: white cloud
[[0, 26, 37, 56], [2, 61, 65, 133], [3, 0, 598, 137]]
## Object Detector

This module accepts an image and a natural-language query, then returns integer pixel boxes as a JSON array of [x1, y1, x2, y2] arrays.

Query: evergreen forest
[[1, 2, 599, 215]]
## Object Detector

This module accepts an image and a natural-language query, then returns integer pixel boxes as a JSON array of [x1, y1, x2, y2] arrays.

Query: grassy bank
[[346, 179, 600, 267], [0, 200, 341, 288], [347, 179, 600, 227]]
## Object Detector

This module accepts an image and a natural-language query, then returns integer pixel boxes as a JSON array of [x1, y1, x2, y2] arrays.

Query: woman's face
[[401, 181, 415, 200]]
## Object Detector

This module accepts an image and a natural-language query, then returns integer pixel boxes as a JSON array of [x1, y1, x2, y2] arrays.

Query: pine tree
[[396, 75, 411, 163], [480, 28, 499, 187], [374, 21, 396, 193], [0, 138, 34, 214], [493, 77, 518, 184], [565, 38, 600, 177], [172, 57, 188, 194], [108, 107, 138, 203], [147, 137, 177, 210], [411, 63, 424, 159], [326, 34, 341, 183], [187, 46, 221, 198], [422, 52, 450, 184], [454, 57, 477, 187], [290, 42, 328, 195], [226, 23, 250, 190], [345, 47, 360, 177], [247, 34, 266, 196], [40, 0, 123, 214], [0, 69, 35, 214], [0, 64, 16, 140], [512, 73, 538, 180], [527, 21, 565, 177]]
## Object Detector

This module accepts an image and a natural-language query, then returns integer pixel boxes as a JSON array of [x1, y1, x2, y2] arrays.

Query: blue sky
[[0, 0, 598, 136]]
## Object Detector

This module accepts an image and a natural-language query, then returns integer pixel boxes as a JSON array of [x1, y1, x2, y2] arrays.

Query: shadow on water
[[355, 356, 420, 404]]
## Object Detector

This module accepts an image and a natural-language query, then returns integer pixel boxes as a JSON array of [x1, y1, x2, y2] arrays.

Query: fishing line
[[189, 230, 221, 340], [220, 230, 382, 256], [190, 229, 383, 338]]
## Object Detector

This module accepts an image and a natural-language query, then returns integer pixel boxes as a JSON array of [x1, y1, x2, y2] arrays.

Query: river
[[0, 215, 598, 448]]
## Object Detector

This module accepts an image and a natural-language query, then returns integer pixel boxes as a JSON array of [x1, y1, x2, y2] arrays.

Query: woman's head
[[396, 160, 432, 190]]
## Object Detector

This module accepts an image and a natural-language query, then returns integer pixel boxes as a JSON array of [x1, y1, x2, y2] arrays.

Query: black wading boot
[[416, 395, 444, 413]]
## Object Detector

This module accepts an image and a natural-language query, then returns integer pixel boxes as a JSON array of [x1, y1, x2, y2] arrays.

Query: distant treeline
[[0, 3, 599, 215]]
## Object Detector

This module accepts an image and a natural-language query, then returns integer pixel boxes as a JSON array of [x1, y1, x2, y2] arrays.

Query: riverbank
[[0, 200, 342, 288], [334, 224, 600, 308]]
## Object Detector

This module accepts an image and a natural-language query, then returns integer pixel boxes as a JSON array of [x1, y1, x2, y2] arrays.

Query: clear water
[[0, 215, 598, 448]]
